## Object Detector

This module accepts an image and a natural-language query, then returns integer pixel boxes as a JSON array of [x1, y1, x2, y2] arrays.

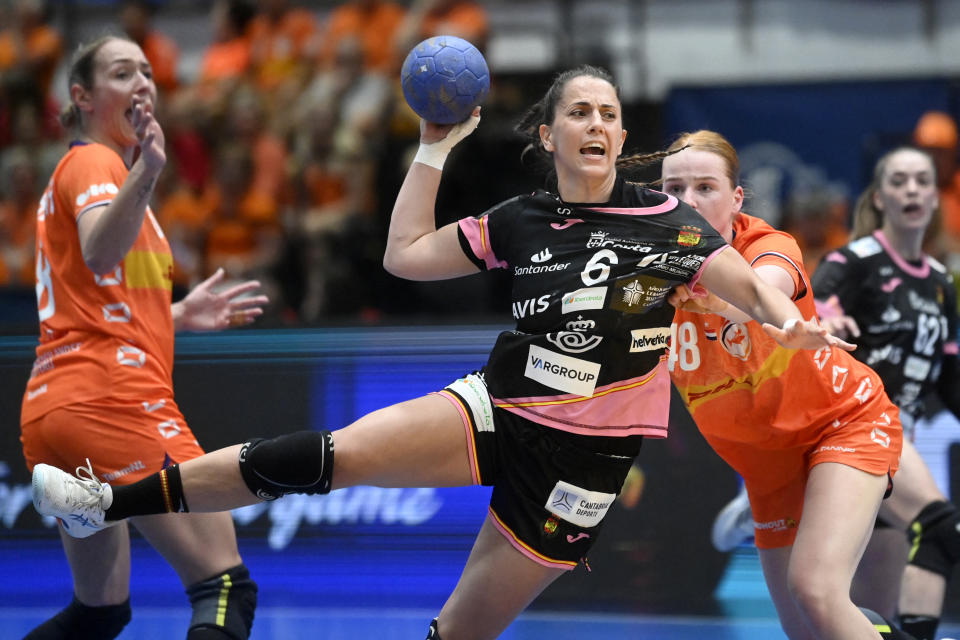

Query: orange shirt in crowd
[[0, 21, 63, 97], [139, 31, 180, 93], [418, 2, 488, 45], [0, 195, 37, 285], [320, 1, 406, 72], [248, 7, 318, 90]]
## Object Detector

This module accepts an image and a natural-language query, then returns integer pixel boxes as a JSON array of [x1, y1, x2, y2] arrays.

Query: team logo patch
[[720, 322, 751, 360], [545, 480, 615, 528], [677, 225, 702, 246], [543, 516, 560, 536]]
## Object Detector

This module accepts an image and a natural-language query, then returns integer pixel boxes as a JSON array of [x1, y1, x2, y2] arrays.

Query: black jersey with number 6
[[456, 176, 728, 438], [812, 230, 960, 421]]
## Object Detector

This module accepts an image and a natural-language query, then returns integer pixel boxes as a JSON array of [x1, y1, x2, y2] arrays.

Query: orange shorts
[[704, 398, 902, 549], [21, 397, 206, 485]]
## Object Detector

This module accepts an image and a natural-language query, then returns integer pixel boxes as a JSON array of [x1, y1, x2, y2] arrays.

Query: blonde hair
[[664, 130, 741, 188]]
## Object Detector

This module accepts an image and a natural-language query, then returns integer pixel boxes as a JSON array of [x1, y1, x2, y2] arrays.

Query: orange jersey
[[22, 142, 175, 424], [668, 214, 898, 456]]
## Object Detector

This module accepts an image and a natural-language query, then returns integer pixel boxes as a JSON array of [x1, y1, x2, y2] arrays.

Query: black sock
[[899, 614, 939, 640], [105, 464, 189, 520]]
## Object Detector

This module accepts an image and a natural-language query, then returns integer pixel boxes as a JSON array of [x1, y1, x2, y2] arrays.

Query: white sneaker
[[710, 486, 754, 552], [33, 459, 115, 539]]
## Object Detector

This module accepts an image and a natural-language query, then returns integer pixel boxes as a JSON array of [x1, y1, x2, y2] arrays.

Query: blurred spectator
[[119, 0, 180, 95], [288, 91, 382, 321], [204, 142, 284, 304], [913, 110, 960, 257], [196, 0, 256, 101], [0, 147, 40, 286], [395, 0, 489, 56], [222, 84, 290, 213], [780, 187, 850, 276], [299, 34, 393, 159], [0, 0, 63, 146], [248, 0, 318, 99], [318, 0, 406, 74]]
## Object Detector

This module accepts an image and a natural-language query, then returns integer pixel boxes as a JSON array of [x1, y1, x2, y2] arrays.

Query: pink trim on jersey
[[433, 390, 482, 484], [491, 358, 671, 437], [687, 245, 730, 291], [945, 341, 959, 355], [825, 251, 847, 264], [458, 217, 507, 270], [488, 507, 578, 570], [585, 193, 680, 215], [874, 230, 930, 279]]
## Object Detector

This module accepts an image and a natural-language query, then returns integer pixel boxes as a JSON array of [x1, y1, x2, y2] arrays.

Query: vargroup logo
[[525, 344, 600, 397], [629, 327, 670, 352], [531, 248, 553, 263], [561, 287, 606, 313], [544, 480, 615, 528]]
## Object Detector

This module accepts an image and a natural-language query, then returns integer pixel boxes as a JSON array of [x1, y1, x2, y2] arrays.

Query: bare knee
[[788, 568, 848, 628]]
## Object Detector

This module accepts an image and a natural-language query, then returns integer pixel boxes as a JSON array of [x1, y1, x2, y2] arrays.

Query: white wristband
[[782, 318, 799, 332], [413, 143, 450, 170]]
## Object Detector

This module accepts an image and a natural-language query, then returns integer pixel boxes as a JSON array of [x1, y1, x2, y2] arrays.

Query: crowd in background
[[3, 0, 960, 327]]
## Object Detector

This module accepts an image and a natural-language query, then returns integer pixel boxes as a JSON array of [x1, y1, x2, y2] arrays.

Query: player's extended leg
[[34, 394, 475, 520], [432, 515, 566, 640], [134, 512, 256, 639], [23, 524, 133, 639], [788, 461, 888, 639]]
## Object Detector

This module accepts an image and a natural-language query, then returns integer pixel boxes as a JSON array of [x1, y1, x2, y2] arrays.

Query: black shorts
[[438, 372, 642, 570]]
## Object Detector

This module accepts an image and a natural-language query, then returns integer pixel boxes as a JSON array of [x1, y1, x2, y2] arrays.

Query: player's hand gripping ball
[[401, 35, 490, 124]]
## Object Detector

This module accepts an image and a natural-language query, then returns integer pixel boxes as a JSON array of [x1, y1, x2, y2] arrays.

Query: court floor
[[4, 605, 960, 639]]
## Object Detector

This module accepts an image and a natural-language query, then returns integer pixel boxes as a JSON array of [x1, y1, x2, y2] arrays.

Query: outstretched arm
[[383, 110, 482, 281], [698, 247, 854, 351], [172, 268, 269, 332]]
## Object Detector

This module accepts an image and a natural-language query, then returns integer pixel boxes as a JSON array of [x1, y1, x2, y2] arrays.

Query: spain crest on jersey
[[677, 225, 702, 247]]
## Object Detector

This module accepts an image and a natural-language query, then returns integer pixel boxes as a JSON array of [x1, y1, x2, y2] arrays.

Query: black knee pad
[[238, 430, 334, 500], [906, 500, 960, 578], [860, 607, 917, 639], [24, 596, 131, 640], [426, 617, 443, 639], [186, 564, 258, 640]]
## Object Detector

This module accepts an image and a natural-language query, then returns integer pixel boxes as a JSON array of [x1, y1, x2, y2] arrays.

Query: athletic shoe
[[710, 486, 754, 552], [33, 459, 115, 539]]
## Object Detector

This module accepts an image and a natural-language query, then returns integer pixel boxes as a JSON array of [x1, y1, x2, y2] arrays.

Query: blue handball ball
[[401, 35, 490, 124]]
